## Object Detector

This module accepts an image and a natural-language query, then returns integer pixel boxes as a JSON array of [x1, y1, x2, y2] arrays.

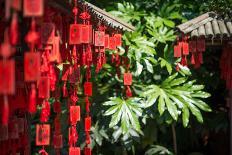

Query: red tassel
[[126, 86, 132, 98], [2, 95, 9, 125], [10, 12, 18, 45], [63, 82, 68, 97], [191, 54, 195, 65], [29, 84, 37, 114]]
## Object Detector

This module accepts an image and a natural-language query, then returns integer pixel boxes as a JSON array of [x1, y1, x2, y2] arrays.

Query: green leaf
[[158, 96, 165, 116], [135, 62, 143, 76], [144, 59, 154, 73], [182, 106, 190, 127]]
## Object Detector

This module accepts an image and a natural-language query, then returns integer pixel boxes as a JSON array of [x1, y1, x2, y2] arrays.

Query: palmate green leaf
[[142, 73, 211, 127], [103, 97, 144, 139]]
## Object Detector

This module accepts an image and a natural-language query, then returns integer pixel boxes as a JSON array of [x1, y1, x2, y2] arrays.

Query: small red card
[[0, 60, 15, 95], [41, 23, 55, 45], [36, 124, 50, 146], [81, 25, 92, 44], [85, 147, 92, 155], [53, 134, 63, 149], [23, 0, 44, 17], [84, 82, 92, 96], [38, 77, 50, 99], [70, 106, 80, 125], [54, 117, 61, 134], [24, 52, 41, 82], [114, 34, 122, 47], [50, 36, 61, 63], [11, 0, 22, 11], [69, 24, 81, 45], [189, 40, 196, 52], [85, 117, 91, 132], [69, 147, 80, 155], [94, 31, 105, 46], [124, 73, 132, 86], [174, 44, 181, 58], [105, 34, 110, 49], [53, 101, 61, 113], [197, 38, 205, 52], [109, 37, 116, 50], [182, 42, 189, 55]]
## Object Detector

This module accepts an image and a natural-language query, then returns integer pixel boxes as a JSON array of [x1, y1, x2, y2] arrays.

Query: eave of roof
[[48, 0, 135, 32], [176, 12, 232, 39]]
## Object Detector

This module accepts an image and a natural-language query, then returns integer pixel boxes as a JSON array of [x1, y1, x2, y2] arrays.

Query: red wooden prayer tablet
[[41, 23, 55, 45], [197, 38, 205, 52], [94, 31, 105, 47], [114, 34, 122, 47], [81, 25, 92, 44], [124, 73, 132, 86], [85, 117, 91, 132], [84, 82, 92, 96], [53, 134, 63, 149], [24, 52, 40, 82], [69, 147, 80, 155], [0, 60, 15, 95], [84, 147, 92, 155], [70, 106, 81, 125], [105, 34, 110, 49], [69, 24, 81, 45], [36, 124, 50, 146], [189, 40, 196, 53], [23, 0, 44, 17], [182, 42, 189, 55], [109, 37, 116, 50], [38, 76, 50, 99]]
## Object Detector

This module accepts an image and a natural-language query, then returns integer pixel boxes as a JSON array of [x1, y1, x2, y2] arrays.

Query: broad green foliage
[[99, 0, 212, 146], [142, 73, 211, 127], [104, 97, 143, 137]]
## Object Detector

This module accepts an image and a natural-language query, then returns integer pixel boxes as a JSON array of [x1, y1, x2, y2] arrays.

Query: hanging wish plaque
[[24, 0, 44, 17], [24, 52, 40, 82]]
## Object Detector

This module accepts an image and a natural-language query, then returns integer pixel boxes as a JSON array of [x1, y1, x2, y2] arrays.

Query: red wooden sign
[[114, 34, 122, 47], [197, 38, 205, 52], [53, 101, 61, 113], [109, 37, 116, 50], [85, 117, 91, 132], [11, 0, 22, 11], [94, 31, 105, 46], [174, 44, 181, 58], [24, 52, 40, 82], [69, 147, 80, 155], [70, 106, 80, 125], [38, 76, 50, 99], [0, 60, 15, 95], [85, 147, 92, 155], [50, 36, 61, 63], [23, 0, 44, 17], [84, 82, 92, 96], [189, 40, 196, 52], [53, 134, 63, 149], [69, 24, 81, 45], [124, 73, 132, 86], [81, 25, 92, 44], [41, 23, 55, 45], [36, 124, 50, 146], [182, 42, 189, 55], [105, 34, 110, 49]]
